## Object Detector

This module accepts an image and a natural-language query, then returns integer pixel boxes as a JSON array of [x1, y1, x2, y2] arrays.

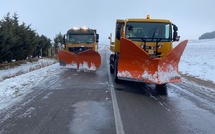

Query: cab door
[[114, 20, 124, 53]]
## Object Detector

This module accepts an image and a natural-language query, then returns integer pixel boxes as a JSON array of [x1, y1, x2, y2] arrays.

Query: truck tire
[[114, 55, 119, 83], [156, 84, 167, 95], [110, 54, 114, 73]]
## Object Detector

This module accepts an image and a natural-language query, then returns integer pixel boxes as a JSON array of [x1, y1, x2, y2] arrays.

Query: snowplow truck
[[58, 27, 101, 71], [109, 15, 188, 85]]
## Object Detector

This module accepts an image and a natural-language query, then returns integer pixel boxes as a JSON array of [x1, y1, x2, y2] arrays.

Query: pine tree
[[38, 35, 52, 57], [0, 12, 52, 63], [0, 13, 14, 62], [53, 32, 64, 49]]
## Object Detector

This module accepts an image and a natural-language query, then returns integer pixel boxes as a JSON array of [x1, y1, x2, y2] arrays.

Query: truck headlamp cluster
[[71, 26, 89, 30], [80, 26, 88, 30], [72, 27, 79, 30]]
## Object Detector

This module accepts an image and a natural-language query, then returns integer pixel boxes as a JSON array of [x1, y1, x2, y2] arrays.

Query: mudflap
[[118, 37, 188, 84], [58, 49, 101, 71]]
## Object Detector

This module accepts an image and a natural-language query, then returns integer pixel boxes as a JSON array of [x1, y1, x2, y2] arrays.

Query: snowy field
[[0, 39, 215, 110], [178, 39, 215, 83]]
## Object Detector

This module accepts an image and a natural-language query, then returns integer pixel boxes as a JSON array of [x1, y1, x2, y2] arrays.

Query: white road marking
[[106, 47, 125, 134]]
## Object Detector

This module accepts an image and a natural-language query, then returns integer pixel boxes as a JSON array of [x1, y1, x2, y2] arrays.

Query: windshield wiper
[[151, 27, 157, 42]]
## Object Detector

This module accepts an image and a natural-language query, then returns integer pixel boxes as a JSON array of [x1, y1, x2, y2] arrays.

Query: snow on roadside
[[0, 58, 57, 82], [0, 58, 61, 110], [179, 39, 215, 84]]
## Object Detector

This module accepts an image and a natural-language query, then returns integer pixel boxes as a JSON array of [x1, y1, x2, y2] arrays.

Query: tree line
[[0, 12, 64, 63]]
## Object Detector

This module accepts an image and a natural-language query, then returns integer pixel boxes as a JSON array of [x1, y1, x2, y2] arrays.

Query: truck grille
[[69, 47, 93, 54]]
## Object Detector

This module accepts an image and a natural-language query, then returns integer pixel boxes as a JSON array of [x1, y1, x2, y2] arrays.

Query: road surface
[[0, 46, 215, 134]]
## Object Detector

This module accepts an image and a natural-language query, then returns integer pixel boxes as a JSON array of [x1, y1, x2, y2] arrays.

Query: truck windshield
[[68, 34, 95, 43], [125, 22, 171, 42]]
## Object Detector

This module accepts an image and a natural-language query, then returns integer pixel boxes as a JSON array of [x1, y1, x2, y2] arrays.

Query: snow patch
[[179, 39, 215, 83], [64, 61, 96, 71], [65, 62, 78, 69], [79, 61, 96, 71], [42, 92, 53, 99], [0, 62, 60, 110], [0, 58, 57, 82], [118, 71, 132, 77], [142, 65, 180, 83], [18, 107, 36, 118]]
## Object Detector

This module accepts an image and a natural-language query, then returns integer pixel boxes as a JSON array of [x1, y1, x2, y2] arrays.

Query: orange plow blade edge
[[58, 49, 101, 71], [118, 38, 188, 84]]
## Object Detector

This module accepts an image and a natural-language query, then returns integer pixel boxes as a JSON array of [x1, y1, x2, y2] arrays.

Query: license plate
[[148, 50, 154, 54]]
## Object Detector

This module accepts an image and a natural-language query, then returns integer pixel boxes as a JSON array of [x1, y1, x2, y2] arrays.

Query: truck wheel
[[110, 54, 114, 73], [156, 84, 167, 95], [114, 57, 119, 83]]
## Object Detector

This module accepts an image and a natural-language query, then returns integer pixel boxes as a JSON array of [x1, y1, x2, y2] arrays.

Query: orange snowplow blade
[[78, 49, 101, 71], [58, 49, 78, 68], [58, 49, 101, 71], [118, 38, 188, 84]]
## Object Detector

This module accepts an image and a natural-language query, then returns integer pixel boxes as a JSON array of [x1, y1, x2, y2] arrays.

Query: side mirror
[[173, 24, 179, 41], [175, 36, 180, 41], [96, 34, 99, 42], [116, 22, 124, 40], [63, 35, 66, 44], [173, 24, 178, 31], [116, 23, 121, 29], [173, 32, 180, 41], [116, 29, 120, 40], [108, 33, 112, 41], [108, 33, 112, 39]]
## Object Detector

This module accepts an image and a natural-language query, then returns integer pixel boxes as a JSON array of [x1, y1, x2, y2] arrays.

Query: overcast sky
[[1, 0, 214, 44]]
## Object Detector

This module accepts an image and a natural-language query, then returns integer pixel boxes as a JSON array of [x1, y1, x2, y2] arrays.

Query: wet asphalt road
[[0, 48, 115, 134], [113, 80, 215, 134], [0, 47, 215, 134]]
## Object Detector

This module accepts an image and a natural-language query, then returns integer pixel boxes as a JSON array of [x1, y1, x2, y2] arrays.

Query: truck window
[[125, 22, 171, 42], [68, 34, 95, 43]]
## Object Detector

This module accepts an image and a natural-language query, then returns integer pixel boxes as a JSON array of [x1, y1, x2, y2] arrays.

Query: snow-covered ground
[[179, 39, 215, 83], [0, 58, 60, 110], [0, 39, 215, 110]]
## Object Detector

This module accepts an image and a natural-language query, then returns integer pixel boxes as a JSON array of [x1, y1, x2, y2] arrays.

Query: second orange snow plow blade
[[118, 38, 188, 84], [58, 49, 101, 71], [78, 49, 101, 71]]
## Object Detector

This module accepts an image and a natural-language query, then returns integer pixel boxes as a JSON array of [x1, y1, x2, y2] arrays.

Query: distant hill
[[199, 30, 215, 40]]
